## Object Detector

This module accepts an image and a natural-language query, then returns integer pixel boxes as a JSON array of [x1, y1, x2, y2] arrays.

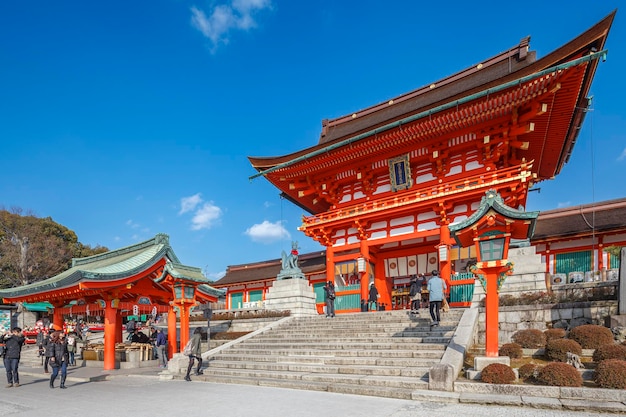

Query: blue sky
[[1, 2, 624, 281]]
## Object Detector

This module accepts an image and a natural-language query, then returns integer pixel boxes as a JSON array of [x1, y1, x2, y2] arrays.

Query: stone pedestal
[[465, 355, 512, 380], [265, 278, 317, 318]]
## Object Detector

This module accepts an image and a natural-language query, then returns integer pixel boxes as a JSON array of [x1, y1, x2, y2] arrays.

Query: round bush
[[537, 362, 583, 387], [544, 328, 566, 342], [518, 363, 541, 380], [499, 342, 523, 359], [512, 329, 546, 348], [593, 343, 626, 362], [595, 359, 626, 389], [481, 363, 516, 384], [545, 338, 582, 362], [569, 324, 614, 349]]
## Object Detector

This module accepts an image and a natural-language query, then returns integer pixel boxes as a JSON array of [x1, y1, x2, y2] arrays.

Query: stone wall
[[476, 301, 618, 344], [472, 246, 548, 304]]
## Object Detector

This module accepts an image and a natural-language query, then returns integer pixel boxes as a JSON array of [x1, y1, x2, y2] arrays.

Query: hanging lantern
[[357, 257, 367, 273]]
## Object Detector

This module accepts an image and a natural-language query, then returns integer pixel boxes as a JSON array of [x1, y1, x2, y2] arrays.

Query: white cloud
[[245, 220, 290, 243], [180, 193, 203, 214], [557, 201, 571, 208], [618, 148, 626, 161], [191, 202, 223, 230], [190, 0, 271, 50], [126, 219, 140, 229]]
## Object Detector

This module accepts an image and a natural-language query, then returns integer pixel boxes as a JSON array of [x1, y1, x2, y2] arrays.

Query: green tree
[[0, 207, 108, 288]]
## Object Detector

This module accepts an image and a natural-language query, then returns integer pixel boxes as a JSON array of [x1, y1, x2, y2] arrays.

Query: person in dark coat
[[3, 327, 25, 388], [43, 329, 53, 373], [409, 275, 421, 315], [184, 327, 203, 381], [48, 331, 69, 389], [368, 282, 379, 311], [323, 281, 336, 318]]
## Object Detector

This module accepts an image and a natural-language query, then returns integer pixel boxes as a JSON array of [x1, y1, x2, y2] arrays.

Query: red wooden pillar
[[179, 304, 190, 350], [103, 300, 118, 370], [167, 307, 177, 358], [52, 307, 64, 332], [475, 262, 510, 357], [325, 246, 335, 284], [375, 261, 391, 308], [115, 310, 123, 343], [484, 267, 500, 357]]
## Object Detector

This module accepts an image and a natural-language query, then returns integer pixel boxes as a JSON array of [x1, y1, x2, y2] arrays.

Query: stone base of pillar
[[465, 355, 513, 380], [264, 278, 317, 318]]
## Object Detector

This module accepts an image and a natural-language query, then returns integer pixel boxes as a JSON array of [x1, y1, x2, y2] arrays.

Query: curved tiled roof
[[0, 233, 215, 301]]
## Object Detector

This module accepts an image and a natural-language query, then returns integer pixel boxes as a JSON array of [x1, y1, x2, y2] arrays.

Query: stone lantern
[[449, 190, 538, 357]]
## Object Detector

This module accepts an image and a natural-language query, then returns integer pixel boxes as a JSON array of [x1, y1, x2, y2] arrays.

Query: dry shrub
[[480, 363, 516, 384], [592, 343, 626, 362], [537, 362, 583, 387], [595, 359, 626, 389], [499, 343, 523, 359], [512, 329, 546, 348], [544, 328, 566, 342], [518, 363, 541, 381], [568, 324, 614, 349], [545, 338, 582, 362]]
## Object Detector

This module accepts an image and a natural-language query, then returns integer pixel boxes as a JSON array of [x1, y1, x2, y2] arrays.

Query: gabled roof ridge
[[72, 233, 174, 266], [227, 250, 326, 271], [323, 37, 530, 130], [536, 196, 626, 217]]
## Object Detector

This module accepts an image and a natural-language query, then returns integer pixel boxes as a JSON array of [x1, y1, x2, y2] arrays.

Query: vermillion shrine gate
[[249, 13, 614, 308], [0, 234, 221, 370]]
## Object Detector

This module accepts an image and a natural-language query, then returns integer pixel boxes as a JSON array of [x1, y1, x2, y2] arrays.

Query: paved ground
[[0, 364, 620, 417]]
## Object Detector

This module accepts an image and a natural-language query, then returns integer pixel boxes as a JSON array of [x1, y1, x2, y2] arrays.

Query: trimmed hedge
[[499, 342, 523, 359], [481, 363, 516, 384], [592, 343, 626, 362], [545, 338, 582, 362], [544, 328, 566, 342], [512, 329, 546, 348], [537, 362, 583, 387], [595, 359, 626, 389], [568, 324, 614, 349], [518, 363, 541, 381]]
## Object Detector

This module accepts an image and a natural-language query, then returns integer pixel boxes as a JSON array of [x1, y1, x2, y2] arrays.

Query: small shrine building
[[247, 13, 615, 309], [0, 234, 222, 370]]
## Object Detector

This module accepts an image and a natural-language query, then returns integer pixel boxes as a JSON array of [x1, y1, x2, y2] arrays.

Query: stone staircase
[[188, 309, 464, 399]]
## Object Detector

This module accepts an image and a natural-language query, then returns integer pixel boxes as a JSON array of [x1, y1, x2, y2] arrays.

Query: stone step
[[222, 348, 444, 358], [177, 372, 419, 399], [206, 359, 432, 378], [212, 353, 440, 367], [238, 339, 451, 350], [197, 367, 428, 390]]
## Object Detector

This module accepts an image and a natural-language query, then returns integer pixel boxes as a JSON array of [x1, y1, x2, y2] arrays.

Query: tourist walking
[[43, 328, 53, 373], [426, 270, 447, 327], [48, 331, 69, 389], [3, 327, 25, 388], [323, 281, 336, 317], [184, 327, 203, 381], [409, 275, 420, 315], [66, 332, 77, 366], [368, 282, 379, 311], [155, 328, 168, 368]]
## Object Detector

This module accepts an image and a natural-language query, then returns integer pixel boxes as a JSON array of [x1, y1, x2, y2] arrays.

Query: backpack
[[409, 281, 419, 297], [182, 339, 194, 356]]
